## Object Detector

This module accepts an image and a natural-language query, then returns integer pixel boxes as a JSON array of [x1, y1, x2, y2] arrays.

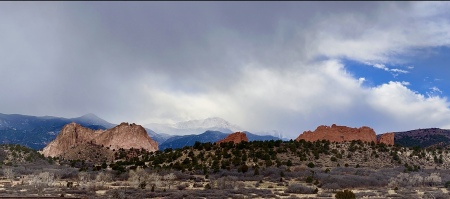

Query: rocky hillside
[[393, 128, 450, 148], [41, 122, 158, 159], [296, 124, 394, 145], [0, 144, 50, 165]]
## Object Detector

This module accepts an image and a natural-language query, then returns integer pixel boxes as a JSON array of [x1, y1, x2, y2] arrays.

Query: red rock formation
[[377, 132, 395, 145], [41, 122, 158, 157], [94, 122, 158, 151], [216, 132, 248, 144], [41, 123, 103, 157], [295, 124, 377, 143]]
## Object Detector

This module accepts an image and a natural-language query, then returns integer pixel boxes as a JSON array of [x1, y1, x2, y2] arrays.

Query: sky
[[1, 2, 450, 138]]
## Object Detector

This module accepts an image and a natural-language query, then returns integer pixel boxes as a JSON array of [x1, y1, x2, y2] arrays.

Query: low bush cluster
[[285, 184, 317, 194]]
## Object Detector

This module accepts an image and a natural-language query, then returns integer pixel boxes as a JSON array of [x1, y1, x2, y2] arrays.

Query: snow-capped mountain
[[254, 130, 288, 141], [174, 117, 242, 132], [145, 117, 242, 136]]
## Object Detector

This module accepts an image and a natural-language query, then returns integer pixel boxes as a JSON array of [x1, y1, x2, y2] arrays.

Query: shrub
[[445, 181, 450, 188], [177, 183, 188, 190], [335, 189, 356, 199], [307, 162, 315, 168], [285, 184, 316, 194], [239, 164, 249, 173], [322, 183, 340, 192], [204, 183, 212, 189]]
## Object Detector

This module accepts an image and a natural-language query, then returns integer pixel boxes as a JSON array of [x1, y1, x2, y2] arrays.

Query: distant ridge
[[71, 113, 115, 128], [159, 131, 227, 150], [0, 113, 166, 149], [392, 128, 450, 148], [159, 130, 281, 150]]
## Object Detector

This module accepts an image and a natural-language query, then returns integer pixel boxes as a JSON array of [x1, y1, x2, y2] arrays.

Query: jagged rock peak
[[295, 124, 377, 143], [95, 122, 158, 151], [41, 122, 103, 157], [216, 132, 248, 144], [41, 122, 158, 158]]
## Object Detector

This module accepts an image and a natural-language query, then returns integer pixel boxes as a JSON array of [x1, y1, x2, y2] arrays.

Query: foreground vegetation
[[1, 140, 450, 198]]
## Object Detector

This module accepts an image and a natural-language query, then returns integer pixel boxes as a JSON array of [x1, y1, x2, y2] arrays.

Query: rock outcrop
[[377, 132, 395, 145], [41, 123, 103, 157], [216, 132, 248, 144], [41, 122, 158, 158], [94, 122, 158, 151], [295, 124, 377, 143]]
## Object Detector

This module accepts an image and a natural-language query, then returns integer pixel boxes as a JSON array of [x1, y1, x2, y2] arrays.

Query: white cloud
[[367, 82, 450, 129], [2, 2, 450, 138], [400, 81, 410, 86], [312, 2, 450, 64], [390, 68, 409, 74], [373, 63, 389, 71], [426, 86, 443, 98], [73, 2, 450, 135], [358, 77, 366, 85], [135, 59, 450, 136], [364, 62, 410, 78], [430, 87, 443, 94]]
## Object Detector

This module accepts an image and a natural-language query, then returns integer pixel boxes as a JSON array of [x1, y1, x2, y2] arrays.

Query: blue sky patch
[[342, 46, 450, 98]]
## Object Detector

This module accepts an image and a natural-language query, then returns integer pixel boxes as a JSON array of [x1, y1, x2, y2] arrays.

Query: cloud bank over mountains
[[1, 2, 450, 138]]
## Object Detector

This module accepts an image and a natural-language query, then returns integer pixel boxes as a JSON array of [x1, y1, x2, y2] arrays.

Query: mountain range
[[158, 130, 282, 150], [391, 128, 450, 148], [3, 112, 450, 150], [145, 117, 242, 135], [0, 113, 283, 150], [0, 113, 114, 149], [146, 117, 286, 149]]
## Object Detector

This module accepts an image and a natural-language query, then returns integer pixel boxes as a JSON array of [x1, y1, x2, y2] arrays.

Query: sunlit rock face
[[42, 122, 158, 157], [377, 132, 395, 145], [216, 132, 248, 144], [295, 124, 377, 143]]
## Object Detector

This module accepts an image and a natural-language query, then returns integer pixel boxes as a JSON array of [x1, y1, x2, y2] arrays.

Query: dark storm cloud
[[1, 2, 449, 137], [50, 1, 396, 85]]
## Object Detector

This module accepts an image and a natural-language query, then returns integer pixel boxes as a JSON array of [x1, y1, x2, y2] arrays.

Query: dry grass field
[[1, 141, 450, 198]]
